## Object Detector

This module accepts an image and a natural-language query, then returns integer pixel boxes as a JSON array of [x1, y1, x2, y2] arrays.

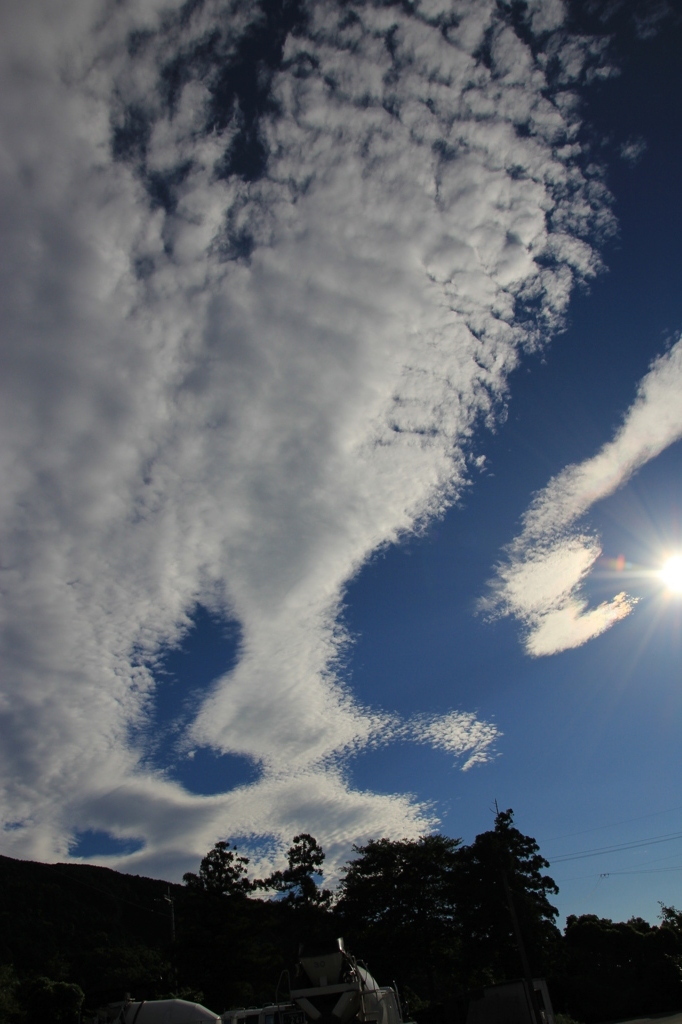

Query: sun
[[660, 555, 682, 594]]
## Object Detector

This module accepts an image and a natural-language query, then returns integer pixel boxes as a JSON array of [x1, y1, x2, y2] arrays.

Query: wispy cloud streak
[[483, 339, 682, 656], [0, 0, 614, 875]]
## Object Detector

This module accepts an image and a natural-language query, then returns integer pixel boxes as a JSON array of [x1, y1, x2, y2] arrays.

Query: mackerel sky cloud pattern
[[0, 0, 629, 878]]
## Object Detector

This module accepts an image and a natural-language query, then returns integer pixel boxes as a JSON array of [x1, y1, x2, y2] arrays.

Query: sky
[[0, 0, 680, 930]]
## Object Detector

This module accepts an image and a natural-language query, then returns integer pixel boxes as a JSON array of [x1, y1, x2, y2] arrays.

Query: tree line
[[0, 810, 680, 1024]]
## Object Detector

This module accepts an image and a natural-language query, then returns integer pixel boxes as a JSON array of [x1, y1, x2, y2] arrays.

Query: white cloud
[[620, 137, 647, 164], [409, 712, 501, 771], [0, 0, 613, 876], [483, 339, 682, 656], [633, 2, 672, 41]]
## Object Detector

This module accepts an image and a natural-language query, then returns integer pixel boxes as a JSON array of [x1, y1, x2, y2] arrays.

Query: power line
[[540, 804, 682, 844], [550, 831, 682, 864], [555, 866, 682, 882]]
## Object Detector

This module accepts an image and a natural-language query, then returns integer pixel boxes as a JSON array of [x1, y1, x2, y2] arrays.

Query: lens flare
[[660, 555, 682, 593]]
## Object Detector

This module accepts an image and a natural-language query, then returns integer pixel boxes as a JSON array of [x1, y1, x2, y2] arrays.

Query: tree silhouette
[[562, 910, 682, 1022], [335, 835, 462, 1009], [259, 833, 332, 908], [183, 841, 254, 896], [455, 808, 560, 987]]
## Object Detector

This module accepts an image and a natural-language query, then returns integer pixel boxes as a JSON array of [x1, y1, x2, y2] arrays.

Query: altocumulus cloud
[[483, 339, 682, 657], [1, 0, 612, 879]]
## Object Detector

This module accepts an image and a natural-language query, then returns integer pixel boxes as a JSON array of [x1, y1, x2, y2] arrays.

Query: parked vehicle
[[466, 979, 555, 1024], [97, 998, 221, 1024], [222, 940, 411, 1024]]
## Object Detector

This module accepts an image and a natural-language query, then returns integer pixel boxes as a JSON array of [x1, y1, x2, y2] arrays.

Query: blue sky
[[1, 0, 680, 928]]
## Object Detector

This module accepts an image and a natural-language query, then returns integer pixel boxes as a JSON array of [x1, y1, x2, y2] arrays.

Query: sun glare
[[660, 555, 682, 594]]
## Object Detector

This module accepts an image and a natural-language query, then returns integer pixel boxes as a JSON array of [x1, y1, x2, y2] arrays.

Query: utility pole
[[501, 870, 541, 1024], [164, 886, 178, 994], [492, 804, 541, 1024], [164, 887, 176, 943]]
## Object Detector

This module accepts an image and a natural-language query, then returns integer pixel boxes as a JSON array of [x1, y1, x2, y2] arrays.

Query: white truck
[[222, 940, 410, 1024], [99, 998, 221, 1024]]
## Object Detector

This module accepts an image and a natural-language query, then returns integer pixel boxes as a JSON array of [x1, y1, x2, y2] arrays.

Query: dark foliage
[[559, 910, 682, 1023], [183, 841, 254, 896], [0, 856, 178, 1007], [258, 834, 332, 909], [0, 964, 22, 1024], [16, 977, 84, 1024], [0, 818, 680, 1024], [454, 809, 561, 988], [335, 834, 462, 1017]]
